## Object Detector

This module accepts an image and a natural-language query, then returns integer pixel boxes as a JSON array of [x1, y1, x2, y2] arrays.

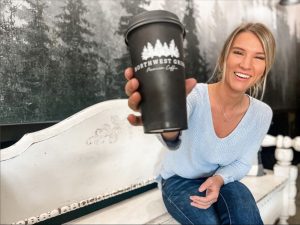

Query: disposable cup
[[125, 10, 187, 133]]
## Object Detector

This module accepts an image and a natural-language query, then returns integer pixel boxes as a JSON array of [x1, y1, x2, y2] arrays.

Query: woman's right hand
[[124, 67, 143, 126]]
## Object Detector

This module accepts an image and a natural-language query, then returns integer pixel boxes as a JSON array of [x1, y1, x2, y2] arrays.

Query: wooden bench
[[1, 99, 299, 225]]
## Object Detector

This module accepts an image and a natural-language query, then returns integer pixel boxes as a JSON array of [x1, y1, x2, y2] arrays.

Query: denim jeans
[[161, 175, 263, 225]]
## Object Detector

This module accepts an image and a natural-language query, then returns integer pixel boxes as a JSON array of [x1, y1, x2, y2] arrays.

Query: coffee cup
[[125, 10, 187, 133]]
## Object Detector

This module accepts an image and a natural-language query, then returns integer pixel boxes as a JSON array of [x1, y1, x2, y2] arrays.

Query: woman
[[124, 22, 276, 224]]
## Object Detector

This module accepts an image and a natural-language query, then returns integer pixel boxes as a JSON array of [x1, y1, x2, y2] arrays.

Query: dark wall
[[0, 122, 56, 149], [261, 109, 300, 169]]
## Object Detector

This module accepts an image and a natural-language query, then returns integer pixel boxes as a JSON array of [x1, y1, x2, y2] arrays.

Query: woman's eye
[[255, 56, 265, 60], [233, 50, 243, 55]]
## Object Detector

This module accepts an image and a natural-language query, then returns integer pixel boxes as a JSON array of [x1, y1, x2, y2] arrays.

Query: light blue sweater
[[157, 83, 272, 185]]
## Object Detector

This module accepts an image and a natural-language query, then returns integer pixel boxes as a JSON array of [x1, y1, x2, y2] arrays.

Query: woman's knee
[[216, 181, 263, 225], [220, 181, 253, 199]]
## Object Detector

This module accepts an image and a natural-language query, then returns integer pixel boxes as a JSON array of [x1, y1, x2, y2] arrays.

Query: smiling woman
[[124, 21, 277, 225]]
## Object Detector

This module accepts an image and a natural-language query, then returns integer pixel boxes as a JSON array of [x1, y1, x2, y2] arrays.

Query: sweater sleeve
[[214, 103, 273, 185], [214, 158, 252, 185]]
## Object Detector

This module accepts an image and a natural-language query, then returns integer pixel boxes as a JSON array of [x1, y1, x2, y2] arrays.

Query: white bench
[[1, 99, 299, 225]]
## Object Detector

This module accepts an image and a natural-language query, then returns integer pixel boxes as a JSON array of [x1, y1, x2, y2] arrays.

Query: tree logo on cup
[[141, 39, 179, 60], [134, 39, 185, 73]]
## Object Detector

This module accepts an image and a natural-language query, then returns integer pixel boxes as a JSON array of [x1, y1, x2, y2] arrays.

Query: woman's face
[[224, 31, 266, 93]]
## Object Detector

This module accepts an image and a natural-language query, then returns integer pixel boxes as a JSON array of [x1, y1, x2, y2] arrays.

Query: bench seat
[[67, 171, 287, 225]]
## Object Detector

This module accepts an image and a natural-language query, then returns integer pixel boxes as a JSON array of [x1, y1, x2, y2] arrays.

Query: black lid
[[125, 10, 185, 45]]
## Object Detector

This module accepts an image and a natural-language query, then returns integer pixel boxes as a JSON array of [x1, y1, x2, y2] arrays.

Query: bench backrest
[[0, 99, 163, 224]]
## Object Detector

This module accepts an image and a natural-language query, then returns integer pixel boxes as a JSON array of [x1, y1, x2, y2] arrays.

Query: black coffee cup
[[125, 10, 187, 133]]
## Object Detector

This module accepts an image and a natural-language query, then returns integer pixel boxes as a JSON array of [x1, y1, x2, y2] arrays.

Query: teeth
[[235, 72, 251, 79]]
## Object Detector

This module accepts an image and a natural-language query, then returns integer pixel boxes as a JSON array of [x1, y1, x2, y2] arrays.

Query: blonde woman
[[125, 22, 276, 224]]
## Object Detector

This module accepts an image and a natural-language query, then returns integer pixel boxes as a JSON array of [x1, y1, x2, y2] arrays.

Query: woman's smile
[[234, 72, 252, 80]]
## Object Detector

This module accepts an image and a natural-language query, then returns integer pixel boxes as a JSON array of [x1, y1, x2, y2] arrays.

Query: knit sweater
[[157, 83, 273, 185]]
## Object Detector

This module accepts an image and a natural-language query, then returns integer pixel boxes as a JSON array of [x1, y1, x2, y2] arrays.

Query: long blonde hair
[[209, 22, 276, 100]]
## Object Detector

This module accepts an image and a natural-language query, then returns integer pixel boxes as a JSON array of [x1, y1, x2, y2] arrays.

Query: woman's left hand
[[189, 175, 224, 209]]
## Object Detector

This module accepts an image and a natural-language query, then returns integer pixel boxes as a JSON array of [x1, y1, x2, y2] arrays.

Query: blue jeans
[[162, 175, 263, 225]]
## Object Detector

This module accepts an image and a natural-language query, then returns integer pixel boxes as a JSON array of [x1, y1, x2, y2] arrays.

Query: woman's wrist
[[161, 131, 180, 142], [213, 174, 224, 187]]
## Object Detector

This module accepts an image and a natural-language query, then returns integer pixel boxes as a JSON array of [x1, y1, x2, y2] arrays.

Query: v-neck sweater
[[157, 83, 272, 184]]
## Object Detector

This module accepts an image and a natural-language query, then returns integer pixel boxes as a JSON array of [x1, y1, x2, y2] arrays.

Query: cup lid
[[125, 10, 185, 45]]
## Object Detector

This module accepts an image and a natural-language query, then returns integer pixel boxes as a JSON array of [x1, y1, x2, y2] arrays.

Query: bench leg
[[279, 216, 289, 225], [274, 163, 298, 225]]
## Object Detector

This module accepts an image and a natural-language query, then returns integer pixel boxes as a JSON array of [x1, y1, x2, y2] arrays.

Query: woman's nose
[[240, 55, 252, 70]]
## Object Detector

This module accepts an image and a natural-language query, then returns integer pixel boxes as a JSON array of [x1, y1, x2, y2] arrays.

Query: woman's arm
[[215, 105, 273, 184]]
